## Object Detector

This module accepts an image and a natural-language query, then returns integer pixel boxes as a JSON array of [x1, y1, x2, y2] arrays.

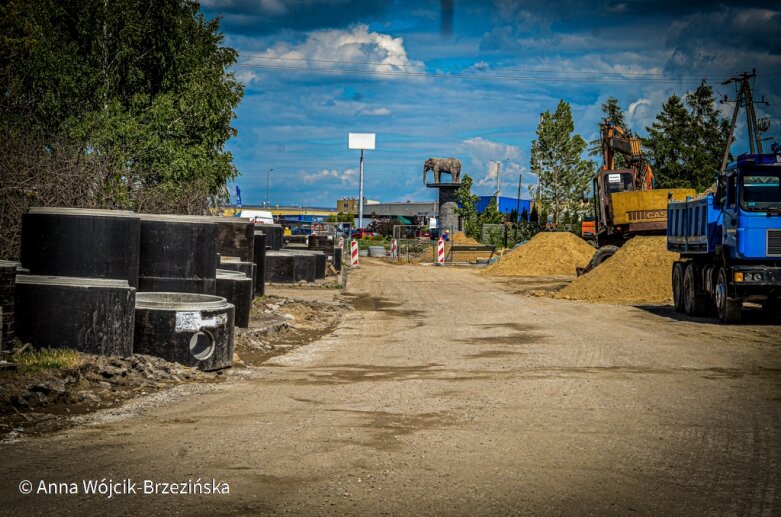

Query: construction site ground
[[2, 259, 780, 515]]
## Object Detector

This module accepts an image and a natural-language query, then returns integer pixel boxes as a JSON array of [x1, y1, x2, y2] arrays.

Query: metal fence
[[391, 225, 434, 262]]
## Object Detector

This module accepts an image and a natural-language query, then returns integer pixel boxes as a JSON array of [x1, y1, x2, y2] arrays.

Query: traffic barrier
[[338, 237, 345, 250], [437, 238, 445, 265], [390, 239, 398, 258], [350, 240, 359, 268]]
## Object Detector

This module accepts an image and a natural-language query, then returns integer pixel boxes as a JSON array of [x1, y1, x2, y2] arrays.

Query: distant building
[[336, 198, 358, 213], [477, 196, 532, 217], [336, 197, 380, 213]]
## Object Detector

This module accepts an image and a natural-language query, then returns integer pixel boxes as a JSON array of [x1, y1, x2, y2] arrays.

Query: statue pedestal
[[426, 182, 461, 234]]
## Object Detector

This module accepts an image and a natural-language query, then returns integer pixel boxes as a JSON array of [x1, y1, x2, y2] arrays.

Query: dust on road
[[2, 259, 779, 515]]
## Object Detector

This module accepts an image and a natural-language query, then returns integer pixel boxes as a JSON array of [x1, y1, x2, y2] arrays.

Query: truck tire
[[683, 263, 708, 316], [672, 262, 685, 313], [716, 268, 742, 323]]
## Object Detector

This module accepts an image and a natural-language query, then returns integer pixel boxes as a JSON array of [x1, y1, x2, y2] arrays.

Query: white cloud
[[358, 107, 392, 116], [628, 98, 650, 116], [460, 137, 526, 192], [301, 168, 356, 185], [243, 24, 424, 82], [259, 0, 287, 16]]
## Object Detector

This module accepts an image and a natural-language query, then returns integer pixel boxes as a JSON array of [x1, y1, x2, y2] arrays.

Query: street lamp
[[266, 168, 274, 207], [489, 159, 508, 201]]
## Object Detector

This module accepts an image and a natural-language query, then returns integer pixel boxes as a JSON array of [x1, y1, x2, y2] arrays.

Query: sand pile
[[451, 231, 479, 245], [554, 236, 677, 304], [482, 231, 595, 277], [412, 231, 488, 263]]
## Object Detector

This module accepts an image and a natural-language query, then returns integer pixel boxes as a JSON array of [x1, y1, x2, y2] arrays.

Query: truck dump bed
[[667, 194, 720, 255]]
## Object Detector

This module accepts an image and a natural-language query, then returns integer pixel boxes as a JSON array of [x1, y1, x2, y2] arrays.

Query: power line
[[235, 62, 711, 84], [238, 53, 781, 80]]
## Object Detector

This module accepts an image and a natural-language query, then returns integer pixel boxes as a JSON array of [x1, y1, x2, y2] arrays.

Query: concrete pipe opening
[[189, 330, 215, 360]]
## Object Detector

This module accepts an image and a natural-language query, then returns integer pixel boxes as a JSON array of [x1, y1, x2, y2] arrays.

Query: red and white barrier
[[350, 240, 359, 268], [437, 237, 445, 265], [390, 239, 398, 259], [338, 236, 345, 250]]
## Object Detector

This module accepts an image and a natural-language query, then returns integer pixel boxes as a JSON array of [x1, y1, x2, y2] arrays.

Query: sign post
[[348, 133, 376, 230]]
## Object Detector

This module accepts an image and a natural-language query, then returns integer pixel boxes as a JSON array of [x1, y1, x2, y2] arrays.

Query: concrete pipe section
[[215, 269, 253, 328], [15, 275, 135, 357], [253, 232, 266, 297], [282, 250, 326, 279], [253, 224, 283, 251], [138, 214, 218, 295], [134, 292, 234, 371], [0, 260, 18, 348], [368, 246, 387, 257], [219, 257, 257, 298], [333, 248, 343, 272], [211, 217, 254, 263], [308, 235, 335, 254], [20, 207, 141, 287], [265, 251, 316, 283]]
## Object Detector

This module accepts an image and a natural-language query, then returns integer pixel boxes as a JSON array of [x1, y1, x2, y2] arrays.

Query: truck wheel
[[672, 262, 685, 313], [716, 268, 742, 323], [683, 263, 708, 316]]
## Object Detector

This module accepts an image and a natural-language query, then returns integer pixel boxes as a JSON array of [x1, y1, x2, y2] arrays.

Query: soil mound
[[412, 231, 487, 263], [554, 236, 677, 304], [451, 231, 479, 245], [483, 231, 594, 277]]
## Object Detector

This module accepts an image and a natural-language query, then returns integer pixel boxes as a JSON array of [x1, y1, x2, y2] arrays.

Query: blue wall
[[476, 196, 531, 216]]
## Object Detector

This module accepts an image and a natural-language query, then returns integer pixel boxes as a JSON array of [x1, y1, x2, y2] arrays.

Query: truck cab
[[718, 154, 781, 261]]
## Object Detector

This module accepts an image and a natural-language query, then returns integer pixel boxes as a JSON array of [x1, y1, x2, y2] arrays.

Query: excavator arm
[[601, 122, 654, 190]]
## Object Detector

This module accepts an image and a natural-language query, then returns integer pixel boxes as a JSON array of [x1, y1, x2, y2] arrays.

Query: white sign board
[[608, 173, 622, 183], [348, 133, 376, 150]]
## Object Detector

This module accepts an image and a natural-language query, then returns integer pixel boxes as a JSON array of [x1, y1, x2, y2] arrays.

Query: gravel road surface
[[2, 259, 779, 515]]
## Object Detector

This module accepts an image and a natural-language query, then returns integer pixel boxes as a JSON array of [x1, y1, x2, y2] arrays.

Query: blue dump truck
[[667, 152, 781, 322]]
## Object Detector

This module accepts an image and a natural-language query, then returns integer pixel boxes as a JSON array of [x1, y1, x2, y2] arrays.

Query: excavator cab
[[592, 168, 639, 242]]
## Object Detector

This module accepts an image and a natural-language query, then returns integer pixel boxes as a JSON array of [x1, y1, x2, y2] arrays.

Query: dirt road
[[2, 260, 780, 515]]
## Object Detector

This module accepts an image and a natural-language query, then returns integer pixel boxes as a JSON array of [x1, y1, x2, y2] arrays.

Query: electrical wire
[[235, 62, 711, 84], [238, 53, 781, 80]]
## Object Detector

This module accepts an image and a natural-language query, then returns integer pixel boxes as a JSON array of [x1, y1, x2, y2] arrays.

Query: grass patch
[[12, 348, 83, 372]]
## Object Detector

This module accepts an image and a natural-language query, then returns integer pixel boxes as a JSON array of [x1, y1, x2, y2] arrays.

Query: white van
[[237, 210, 274, 224]]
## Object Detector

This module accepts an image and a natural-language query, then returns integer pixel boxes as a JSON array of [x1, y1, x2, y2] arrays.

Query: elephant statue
[[423, 157, 461, 184]]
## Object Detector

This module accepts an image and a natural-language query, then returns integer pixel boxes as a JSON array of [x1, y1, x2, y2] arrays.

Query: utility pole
[[516, 171, 523, 223], [266, 168, 274, 207], [489, 159, 503, 203], [720, 70, 769, 170]]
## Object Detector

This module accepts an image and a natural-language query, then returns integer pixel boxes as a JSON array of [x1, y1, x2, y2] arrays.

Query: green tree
[[0, 0, 243, 205], [588, 97, 628, 167], [529, 205, 539, 224], [480, 197, 505, 225], [643, 81, 730, 191], [684, 81, 731, 190], [327, 212, 354, 223], [530, 100, 594, 226], [455, 174, 481, 238]]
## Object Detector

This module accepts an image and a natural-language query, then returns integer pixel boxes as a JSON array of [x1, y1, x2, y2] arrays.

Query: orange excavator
[[579, 121, 695, 273]]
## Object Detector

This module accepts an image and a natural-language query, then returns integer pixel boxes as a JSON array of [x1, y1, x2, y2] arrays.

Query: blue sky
[[200, 0, 781, 208]]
